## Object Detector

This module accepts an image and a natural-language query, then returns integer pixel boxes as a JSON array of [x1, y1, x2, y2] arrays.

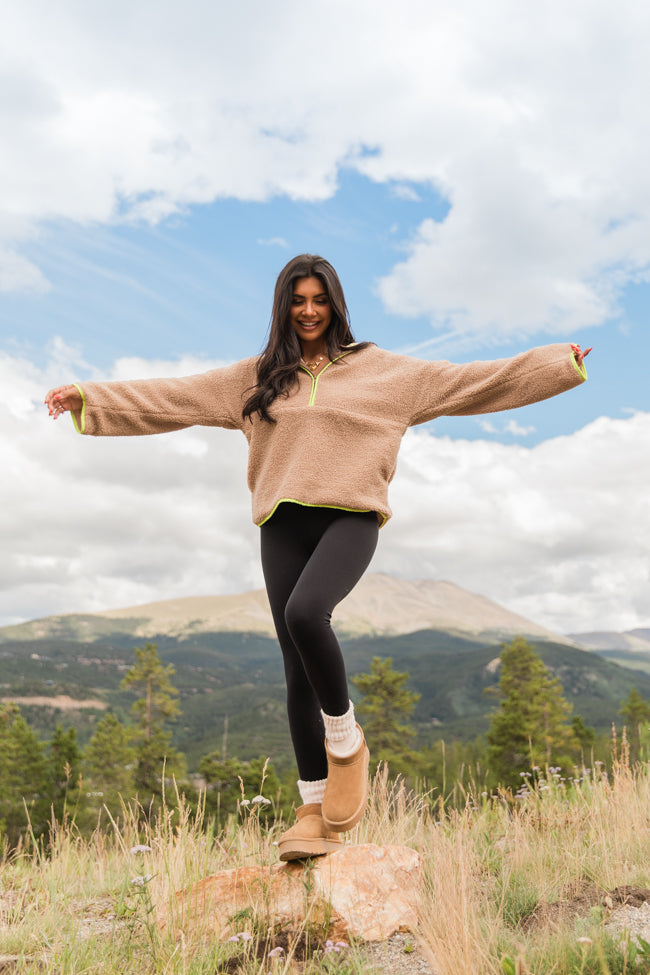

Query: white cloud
[[478, 418, 536, 437], [0, 347, 259, 625], [1, 348, 647, 635], [0, 248, 51, 293], [1, 1, 650, 342], [391, 185, 421, 203], [257, 237, 290, 248], [378, 416, 650, 634], [504, 420, 536, 436]]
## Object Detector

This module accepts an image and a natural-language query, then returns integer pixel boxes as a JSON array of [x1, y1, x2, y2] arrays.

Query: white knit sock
[[297, 778, 327, 805], [322, 701, 362, 758]]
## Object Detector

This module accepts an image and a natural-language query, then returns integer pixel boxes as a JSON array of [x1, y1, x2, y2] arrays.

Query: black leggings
[[260, 503, 379, 781]]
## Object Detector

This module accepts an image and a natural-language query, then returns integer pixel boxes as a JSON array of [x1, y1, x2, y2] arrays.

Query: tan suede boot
[[321, 724, 370, 833], [277, 803, 343, 862]]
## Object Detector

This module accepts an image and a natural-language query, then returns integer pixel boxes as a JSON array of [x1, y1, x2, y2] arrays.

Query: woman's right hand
[[44, 384, 82, 419]]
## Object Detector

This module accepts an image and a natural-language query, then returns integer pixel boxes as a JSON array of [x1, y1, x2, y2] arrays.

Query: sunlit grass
[[2, 751, 650, 973]]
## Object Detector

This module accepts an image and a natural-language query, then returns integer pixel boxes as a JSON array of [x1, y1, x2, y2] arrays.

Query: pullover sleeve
[[407, 343, 587, 426], [71, 357, 257, 437]]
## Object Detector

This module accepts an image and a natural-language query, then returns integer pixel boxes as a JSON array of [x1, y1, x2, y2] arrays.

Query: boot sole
[[278, 837, 342, 862]]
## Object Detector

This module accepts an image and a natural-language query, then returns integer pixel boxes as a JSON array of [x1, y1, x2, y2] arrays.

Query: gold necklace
[[303, 354, 326, 371]]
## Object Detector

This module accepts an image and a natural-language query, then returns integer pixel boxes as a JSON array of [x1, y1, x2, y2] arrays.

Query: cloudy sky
[[1, 0, 648, 635]]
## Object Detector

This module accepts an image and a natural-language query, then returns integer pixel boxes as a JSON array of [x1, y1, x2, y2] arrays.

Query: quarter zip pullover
[[70, 343, 587, 527]]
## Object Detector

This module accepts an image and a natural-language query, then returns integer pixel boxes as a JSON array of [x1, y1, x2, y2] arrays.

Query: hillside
[[568, 628, 650, 675], [2, 576, 649, 770], [3, 628, 650, 771], [570, 628, 650, 653], [0, 573, 575, 645]]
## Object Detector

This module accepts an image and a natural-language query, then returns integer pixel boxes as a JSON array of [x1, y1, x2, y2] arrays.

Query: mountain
[[2, 575, 649, 771], [0, 573, 575, 646], [569, 629, 650, 653], [566, 629, 650, 675]]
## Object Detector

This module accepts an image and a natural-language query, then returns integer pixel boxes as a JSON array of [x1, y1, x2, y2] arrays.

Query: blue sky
[[3, 168, 636, 444], [1, 0, 648, 634]]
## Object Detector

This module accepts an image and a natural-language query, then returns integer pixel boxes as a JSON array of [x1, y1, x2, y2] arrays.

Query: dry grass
[[415, 756, 650, 974], [2, 757, 650, 973], [0, 785, 373, 974]]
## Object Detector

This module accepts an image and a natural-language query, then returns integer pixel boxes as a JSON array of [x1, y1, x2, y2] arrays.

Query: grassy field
[[3, 746, 650, 973]]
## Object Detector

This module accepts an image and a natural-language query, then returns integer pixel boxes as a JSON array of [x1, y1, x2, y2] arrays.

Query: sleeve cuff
[[571, 354, 588, 381], [70, 383, 86, 434]]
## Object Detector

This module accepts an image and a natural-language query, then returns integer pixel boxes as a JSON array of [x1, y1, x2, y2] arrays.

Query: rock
[[305, 844, 423, 941], [164, 844, 422, 943]]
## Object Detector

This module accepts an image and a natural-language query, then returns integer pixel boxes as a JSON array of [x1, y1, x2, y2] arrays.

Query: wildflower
[[240, 799, 251, 806], [269, 946, 285, 957], [227, 936, 240, 943], [131, 874, 152, 886], [252, 795, 272, 805], [238, 932, 253, 941], [323, 939, 348, 953], [577, 937, 593, 945], [130, 844, 152, 854]]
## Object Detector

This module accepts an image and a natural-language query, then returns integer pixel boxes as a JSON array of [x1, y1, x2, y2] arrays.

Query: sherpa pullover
[[71, 343, 586, 526]]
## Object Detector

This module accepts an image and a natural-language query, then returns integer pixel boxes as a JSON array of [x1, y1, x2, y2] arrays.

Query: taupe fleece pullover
[[71, 343, 586, 526]]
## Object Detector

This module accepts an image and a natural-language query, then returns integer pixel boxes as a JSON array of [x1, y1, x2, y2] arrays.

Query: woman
[[45, 254, 591, 861]]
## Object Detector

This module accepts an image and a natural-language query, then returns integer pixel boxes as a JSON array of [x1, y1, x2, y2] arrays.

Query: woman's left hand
[[571, 343, 592, 367], [44, 384, 82, 419]]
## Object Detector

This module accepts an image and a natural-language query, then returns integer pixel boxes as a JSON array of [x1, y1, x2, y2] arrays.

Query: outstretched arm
[[407, 342, 592, 426], [43, 358, 257, 437]]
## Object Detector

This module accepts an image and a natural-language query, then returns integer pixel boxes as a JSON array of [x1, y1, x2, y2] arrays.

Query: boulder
[[164, 844, 423, 943]]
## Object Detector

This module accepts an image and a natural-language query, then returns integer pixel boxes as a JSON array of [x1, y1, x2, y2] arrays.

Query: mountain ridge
[[569, 629, 650, 653], [0, 573, 576, 646]]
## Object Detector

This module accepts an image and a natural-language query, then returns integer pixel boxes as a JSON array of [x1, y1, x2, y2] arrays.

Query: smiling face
[[289, 275, 332, 353]]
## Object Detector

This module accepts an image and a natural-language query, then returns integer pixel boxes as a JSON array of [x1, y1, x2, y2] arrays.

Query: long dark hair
[[242, 254, 369, 423]]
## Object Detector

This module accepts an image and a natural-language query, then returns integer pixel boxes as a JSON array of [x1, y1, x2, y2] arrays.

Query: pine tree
[[120, 643, 185, 798], [352, 656, 420, 776], [486, 637, 577, 789], [0, 704, 50, 846], [571, 715, 596, 757], [81, 713, 137, 824], [48, 725, 83, 825], [619, 688, 650, 764]]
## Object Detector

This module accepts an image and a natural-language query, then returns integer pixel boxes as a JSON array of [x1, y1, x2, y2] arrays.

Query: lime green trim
[[299, 351, 353, 406], [257, 498, 388, 528], [571, 355, 588, 381], [70, 383, 86, 434], [298, 366, 317, 405]]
